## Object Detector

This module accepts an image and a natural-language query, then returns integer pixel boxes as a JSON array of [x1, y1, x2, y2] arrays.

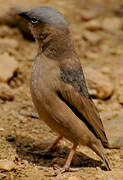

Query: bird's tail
[[89, 140, 111, 171]]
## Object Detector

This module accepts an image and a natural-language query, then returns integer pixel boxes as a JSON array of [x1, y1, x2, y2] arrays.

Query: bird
[[18, 6, 111, 173]]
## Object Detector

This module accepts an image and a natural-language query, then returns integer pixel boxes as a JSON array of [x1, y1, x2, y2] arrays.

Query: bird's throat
[[37, 30, 74, 60]]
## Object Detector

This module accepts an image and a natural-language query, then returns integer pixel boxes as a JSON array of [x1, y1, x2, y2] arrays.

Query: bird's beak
[[18, 11, 31, 21]]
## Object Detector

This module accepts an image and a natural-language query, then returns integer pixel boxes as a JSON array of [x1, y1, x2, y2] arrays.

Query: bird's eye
[[31, 17, 38, 24]]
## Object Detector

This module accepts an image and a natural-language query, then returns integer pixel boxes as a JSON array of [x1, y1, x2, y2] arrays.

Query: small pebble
[[0, 83, 14, 101], [84, 67, 114, 99], [0, 53, 18, 82], [6, 136, 15, 142], [0, 128, 4, 131], [85, 19, 101, 31], [102, 17, 122, 31], [68, 176, 80, 180], [0, 160, 15, 171]]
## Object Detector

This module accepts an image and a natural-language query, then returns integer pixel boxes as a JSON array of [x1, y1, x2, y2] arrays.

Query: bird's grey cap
[[19, 6, 68, 29]]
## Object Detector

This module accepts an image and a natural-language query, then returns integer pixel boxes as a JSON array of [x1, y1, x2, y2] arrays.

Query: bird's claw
[[51, 166, 81, 176]]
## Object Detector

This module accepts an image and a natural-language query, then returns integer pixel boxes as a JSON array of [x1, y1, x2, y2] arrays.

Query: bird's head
[[18, 6, 74, 58]]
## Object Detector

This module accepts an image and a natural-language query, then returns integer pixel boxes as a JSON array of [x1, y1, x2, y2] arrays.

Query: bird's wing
[[58, 64, 109, 147]]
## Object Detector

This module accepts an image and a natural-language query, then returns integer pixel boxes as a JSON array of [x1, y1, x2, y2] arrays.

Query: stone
[[101, 67, 111, 75], [0, 38, 19, 49], [104, 110, 123, 148], [84, 67, 114, 99], [6, 136, 15, 142], [33, 138, 57, 151], [85, 51, 99, 60], [0, 53, 18, 82], [0, 160, 15, 171], [83, 31, 102, 45], [68, 176, 80, 180], [80, 9, 98, 20], [85, 19, 101, 31], [0, 25, 20, 38], [102, 17, 122, 31], [0, 7, 33, 39], [0, 128, 4, 131], [0, 83, 14, 100]]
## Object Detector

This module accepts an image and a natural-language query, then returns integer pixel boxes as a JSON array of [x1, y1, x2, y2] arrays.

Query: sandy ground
[[0, 0, 123, 179]]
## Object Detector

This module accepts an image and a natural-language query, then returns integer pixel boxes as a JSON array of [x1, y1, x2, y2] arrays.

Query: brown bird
[[18, 6, 111, 173]]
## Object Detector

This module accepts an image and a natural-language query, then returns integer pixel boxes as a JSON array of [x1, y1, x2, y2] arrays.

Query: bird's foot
[[52, 165, 81, 176], [39, 165, 81, 176]]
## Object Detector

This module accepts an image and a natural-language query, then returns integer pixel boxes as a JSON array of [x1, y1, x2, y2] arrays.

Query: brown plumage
[[18, 6, 111, 173]]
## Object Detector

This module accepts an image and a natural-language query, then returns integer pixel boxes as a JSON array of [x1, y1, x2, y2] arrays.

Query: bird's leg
[[45, 136, 63, 153], [58, 143, 78, 173], [40, 143, 78, 176], [28, 136, 62, 155]]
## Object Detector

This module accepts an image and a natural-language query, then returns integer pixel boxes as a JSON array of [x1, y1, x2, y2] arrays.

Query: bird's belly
[[31, 93, 64, 137], [31, 84, 78, 143], [30, 81, 87, 145], [31, 91, 90, 145], [30, 60, 90, 145]]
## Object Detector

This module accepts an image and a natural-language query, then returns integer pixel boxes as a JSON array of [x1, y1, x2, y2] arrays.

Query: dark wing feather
[[59, 64, 109, 147]]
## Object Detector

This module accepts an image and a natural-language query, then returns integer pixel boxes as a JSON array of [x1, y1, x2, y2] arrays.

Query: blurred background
[[0, 0, 123, 179]]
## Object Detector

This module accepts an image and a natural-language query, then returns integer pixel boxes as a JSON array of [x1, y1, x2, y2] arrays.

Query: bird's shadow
[[7, 135, 105, 170]]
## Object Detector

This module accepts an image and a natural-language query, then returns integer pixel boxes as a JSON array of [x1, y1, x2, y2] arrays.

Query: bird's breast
[[30, 55, 60, 108]]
